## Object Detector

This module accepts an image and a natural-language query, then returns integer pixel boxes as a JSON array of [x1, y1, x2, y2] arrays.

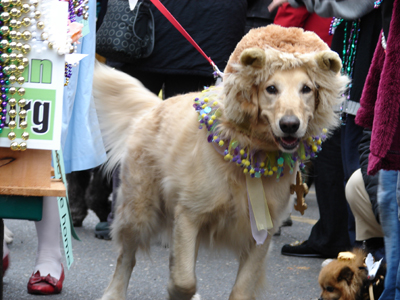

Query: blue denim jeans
[[378, 170, 400, 300]]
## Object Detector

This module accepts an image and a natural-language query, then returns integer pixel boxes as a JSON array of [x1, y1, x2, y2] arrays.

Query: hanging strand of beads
[[0, 0, 35, 151], [329, 17, 343, 35], [62, 0, 88, 86], [339, 20, 360, 125]]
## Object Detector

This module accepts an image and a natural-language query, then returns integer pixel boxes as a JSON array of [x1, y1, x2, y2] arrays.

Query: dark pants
[[307, 128, 351, 257], [341, 115, 364, 245]]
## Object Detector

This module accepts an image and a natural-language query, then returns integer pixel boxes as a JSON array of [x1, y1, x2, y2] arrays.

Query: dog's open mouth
[[275, 136, 300, 151]]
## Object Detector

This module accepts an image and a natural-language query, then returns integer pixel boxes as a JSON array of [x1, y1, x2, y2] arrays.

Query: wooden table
[[0, 148, 66, 299]]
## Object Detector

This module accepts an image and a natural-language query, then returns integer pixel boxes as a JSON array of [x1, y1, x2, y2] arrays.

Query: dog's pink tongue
[[281, 137, 297, 144]]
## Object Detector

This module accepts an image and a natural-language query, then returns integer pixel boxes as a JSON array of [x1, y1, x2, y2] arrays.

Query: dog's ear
[[315, 51, 342, 74], [240, 48, 266, 68], [337, 266, 354, 285]]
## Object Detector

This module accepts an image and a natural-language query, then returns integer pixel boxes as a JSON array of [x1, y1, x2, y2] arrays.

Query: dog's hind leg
[[168, 206, 200, 300], [229, 236, 271, 300]]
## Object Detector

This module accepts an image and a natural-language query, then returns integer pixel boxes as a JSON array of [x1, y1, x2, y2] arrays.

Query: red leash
[[148, 0, 224, 77]]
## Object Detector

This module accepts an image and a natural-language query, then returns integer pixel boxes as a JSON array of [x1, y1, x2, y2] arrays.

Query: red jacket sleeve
[[274, 3, 333, 47], [274, 3, 310, 28]]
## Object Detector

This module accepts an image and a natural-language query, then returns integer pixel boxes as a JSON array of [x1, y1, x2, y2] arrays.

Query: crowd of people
[[2, 0, 400, 299]]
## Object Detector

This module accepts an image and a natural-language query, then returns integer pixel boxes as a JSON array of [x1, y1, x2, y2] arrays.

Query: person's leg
[[346, 168, 385, 260], [33, 196, 62, 278], [86, 166, 112, 223], [95, 167, 120, 240], [346, 169, 384, 241], [396, 171, 400, 300], [28, 196, 64, 294], [341, 116, 364, 246], [308, 127, 351, 255], [377, 170, 399, 300], [67, 169, 91, 227], [282, 128, 350, 258]]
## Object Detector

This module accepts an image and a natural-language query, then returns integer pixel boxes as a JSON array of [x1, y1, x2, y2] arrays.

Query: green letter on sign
[[30, 59, 52, 84]]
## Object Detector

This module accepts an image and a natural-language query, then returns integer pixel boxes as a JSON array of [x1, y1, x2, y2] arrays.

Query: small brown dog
[[318, 249, 385, 300]]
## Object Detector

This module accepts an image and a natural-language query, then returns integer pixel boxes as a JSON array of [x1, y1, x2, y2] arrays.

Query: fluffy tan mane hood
[[222, 24, 349, 138], [225, 24, 330, 73]]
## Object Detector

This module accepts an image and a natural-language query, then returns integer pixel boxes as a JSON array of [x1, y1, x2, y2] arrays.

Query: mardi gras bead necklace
[[329, 19, 361, 124], [0, 0, 88, 150], [329, 17, 343, 36], [63, 0, 88, 86], [374, 0, 383, 8], [193, 87, 327, 180], [0, 0, 38, 150]]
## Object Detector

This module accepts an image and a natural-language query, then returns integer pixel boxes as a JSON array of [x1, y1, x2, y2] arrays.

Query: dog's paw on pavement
[[191, 293, 201, 300]]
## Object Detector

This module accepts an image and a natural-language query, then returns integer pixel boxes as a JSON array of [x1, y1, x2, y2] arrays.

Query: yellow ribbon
[[246, 174, 273, 231]]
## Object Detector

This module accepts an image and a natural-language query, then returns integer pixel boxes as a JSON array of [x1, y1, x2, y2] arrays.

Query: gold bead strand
[[17, 86, 27, 150], [2, 0, 31, 150], [0, 2, 19, 149]]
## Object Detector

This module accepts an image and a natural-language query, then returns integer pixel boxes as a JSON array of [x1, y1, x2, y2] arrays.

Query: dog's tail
[[93, 62, 161, 173]]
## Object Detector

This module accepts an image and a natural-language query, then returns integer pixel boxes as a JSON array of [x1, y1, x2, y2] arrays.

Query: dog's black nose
[[279, 115, 300, 134]]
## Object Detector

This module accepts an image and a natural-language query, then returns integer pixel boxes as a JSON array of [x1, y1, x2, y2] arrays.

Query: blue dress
[[61, 0, 106, 174]]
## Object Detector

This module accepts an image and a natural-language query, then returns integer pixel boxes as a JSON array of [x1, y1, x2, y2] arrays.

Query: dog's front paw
[[191, 293, 201, 300]]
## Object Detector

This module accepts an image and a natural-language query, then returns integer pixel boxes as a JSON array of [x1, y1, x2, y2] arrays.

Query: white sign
[[0, 2, 68, 150]]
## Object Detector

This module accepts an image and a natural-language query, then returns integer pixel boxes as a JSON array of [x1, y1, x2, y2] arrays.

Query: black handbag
[[96, 0, 155, 63]]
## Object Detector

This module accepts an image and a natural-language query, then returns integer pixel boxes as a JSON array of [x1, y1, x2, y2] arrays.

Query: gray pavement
[[3, 187, 324, 300]]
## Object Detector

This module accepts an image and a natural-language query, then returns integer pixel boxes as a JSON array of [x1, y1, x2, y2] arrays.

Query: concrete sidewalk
[[3, 187, 324, 300]]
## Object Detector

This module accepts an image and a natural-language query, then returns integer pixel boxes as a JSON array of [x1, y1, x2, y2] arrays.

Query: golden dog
[[93, 25, 348, 300]]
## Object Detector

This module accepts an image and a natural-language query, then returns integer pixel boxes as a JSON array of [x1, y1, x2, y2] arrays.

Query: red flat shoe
[[2, 254, 9, 276], [27, 264, 65, 295]]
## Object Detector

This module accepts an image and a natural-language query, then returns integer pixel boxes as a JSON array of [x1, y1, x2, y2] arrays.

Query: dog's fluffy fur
[[318, 249, 385, 300], [93, 25, 348, 300]]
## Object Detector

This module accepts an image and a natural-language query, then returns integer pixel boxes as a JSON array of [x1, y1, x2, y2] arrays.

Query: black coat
[[359, 129, 380, 224], [247, 0, 275, 21], [131, 0, 248, 77]]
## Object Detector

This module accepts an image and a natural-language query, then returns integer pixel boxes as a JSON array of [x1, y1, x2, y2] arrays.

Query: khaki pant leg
[[346, 169, 384, 241]]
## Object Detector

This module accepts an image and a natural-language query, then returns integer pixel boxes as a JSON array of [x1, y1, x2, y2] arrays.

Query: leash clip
[[211, 62, 224, 79]]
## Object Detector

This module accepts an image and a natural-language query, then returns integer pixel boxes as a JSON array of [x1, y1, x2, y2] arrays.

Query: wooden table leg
[[0, 218, 3, 300]]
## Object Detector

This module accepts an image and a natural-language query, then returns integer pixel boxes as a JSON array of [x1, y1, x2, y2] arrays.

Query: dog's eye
[[266, 85, 278, 94], [326, 286, 335, 293], [301, 85, 312, 94]]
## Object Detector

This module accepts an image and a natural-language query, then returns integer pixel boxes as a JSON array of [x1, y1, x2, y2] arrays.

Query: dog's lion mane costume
[[223, 25, 348, 140]]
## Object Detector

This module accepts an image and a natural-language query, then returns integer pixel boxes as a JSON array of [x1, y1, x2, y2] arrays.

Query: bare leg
[[229, 236, 271, 300], [168, 208, 200, 300]]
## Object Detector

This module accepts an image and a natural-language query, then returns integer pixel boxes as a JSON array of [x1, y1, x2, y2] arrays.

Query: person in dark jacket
[[245, 0, 276, 33], [110, 0, 247, 98], [345, 129, 384, 260]]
